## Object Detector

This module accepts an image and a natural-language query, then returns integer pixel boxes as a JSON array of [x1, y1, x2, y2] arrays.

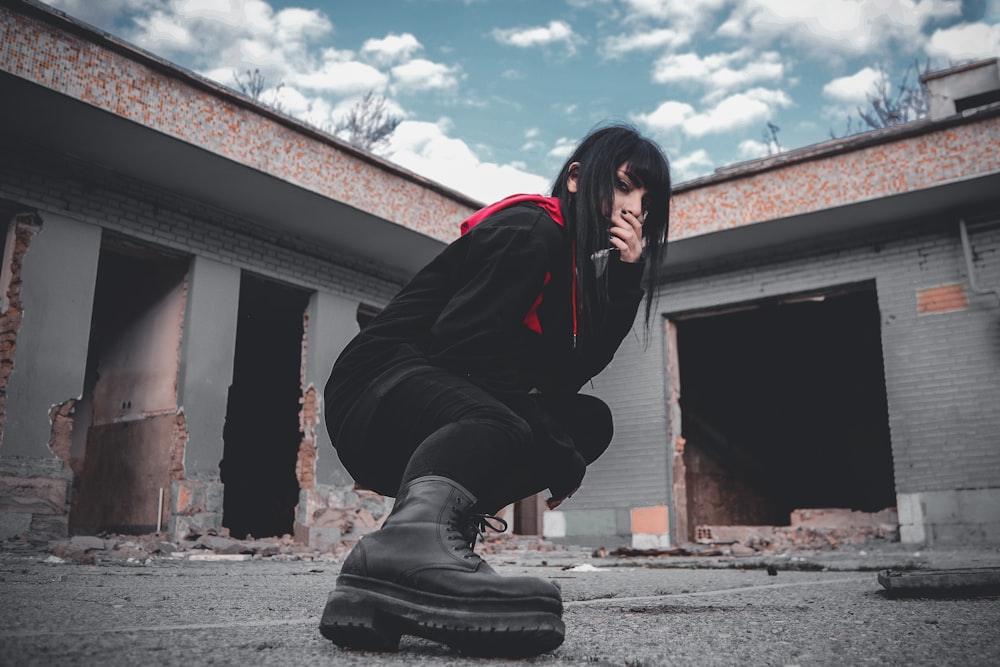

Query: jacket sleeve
[[425, 216, 553, 394]]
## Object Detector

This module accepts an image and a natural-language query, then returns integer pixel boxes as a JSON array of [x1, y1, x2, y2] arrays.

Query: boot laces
[[448, 510, 508, 558]]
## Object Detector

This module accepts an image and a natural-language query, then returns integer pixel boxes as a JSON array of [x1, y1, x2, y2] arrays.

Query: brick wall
[[584, 215, 1000, 515], [0, 144, 406, 307]]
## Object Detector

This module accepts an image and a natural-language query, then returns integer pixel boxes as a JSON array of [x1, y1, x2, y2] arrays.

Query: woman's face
[[612, 162, 649, 227], [566, 160, 649, 221]]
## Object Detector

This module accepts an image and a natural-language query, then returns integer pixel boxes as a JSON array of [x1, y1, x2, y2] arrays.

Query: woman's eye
[[617, 179, 630, 192]]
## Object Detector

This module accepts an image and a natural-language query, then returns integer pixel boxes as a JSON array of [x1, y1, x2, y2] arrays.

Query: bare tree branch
[[832, 60, 931, 139], [334, 91, 402, 154], [232, 68, 285, 113]]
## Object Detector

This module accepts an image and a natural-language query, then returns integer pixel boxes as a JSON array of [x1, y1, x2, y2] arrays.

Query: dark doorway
[[70, 238, 189, 534], [222, 273, 310, 539], [673, 283, 895, 535]]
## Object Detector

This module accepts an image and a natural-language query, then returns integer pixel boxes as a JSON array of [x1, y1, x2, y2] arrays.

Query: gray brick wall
[[0, 145, 406, 308], [582, 214, 1000, 512]]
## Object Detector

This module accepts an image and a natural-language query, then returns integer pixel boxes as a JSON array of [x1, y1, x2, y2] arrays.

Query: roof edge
[[10, 0, 483, 210], [673, 100, 1000, 194]]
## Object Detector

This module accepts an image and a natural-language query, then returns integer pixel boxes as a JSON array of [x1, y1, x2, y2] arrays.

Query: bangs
[[623, 140, 671, 211]]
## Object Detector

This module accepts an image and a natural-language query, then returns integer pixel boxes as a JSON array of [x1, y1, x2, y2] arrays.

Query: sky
[[42, 0, 1000, 204]]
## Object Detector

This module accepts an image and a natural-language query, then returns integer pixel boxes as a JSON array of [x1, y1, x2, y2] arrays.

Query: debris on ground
[[1, 524, 575, 565]]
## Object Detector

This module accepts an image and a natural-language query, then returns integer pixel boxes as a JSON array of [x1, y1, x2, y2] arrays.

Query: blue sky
[[44, 0, 1000, 203]]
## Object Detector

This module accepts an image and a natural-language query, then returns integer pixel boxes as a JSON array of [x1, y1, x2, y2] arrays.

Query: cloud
[[131, 9, 197, 52], [670, 148, 715, 181], [492, 20, 581, 55], [361, 33, 423, 65], [42, 0, 160, 29], [619, 0, 728, 30], [686, 89, 791, 136], [548, 137, 578, 160], [293, 56, 388, 95], [652, 49, 784, 91], [737, 138, 770, 160], [387, 121, 550, 203], [391, 59, 462, 92], [823, 67, 884, 103], [636, 100, 696, 134], [926, 22, 1000, 61], [600, 28, 689, 58], [125, 0, 333, 61], [718, 0, 963, 56], [637, 88, 791, 138]]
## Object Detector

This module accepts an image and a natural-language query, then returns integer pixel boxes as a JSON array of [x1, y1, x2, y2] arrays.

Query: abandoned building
[[1, 0, 998, 551]]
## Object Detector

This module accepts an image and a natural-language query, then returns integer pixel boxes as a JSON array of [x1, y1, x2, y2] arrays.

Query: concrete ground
[[2, 539, 999, 666]]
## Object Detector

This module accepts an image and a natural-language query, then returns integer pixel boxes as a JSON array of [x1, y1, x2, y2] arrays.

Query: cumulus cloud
[[823, 67, 884, 103], [636, 100, 696, 133], [293, 57, 388, 95], [387, 120, 550, 203], [637, 88, 791, 138], [718, 0, 963, 56], [127, 0, 332, 63], [362, 33, 423, 65], [620, 0, 728, 31], [492, 20, 581, 55], [43, 0, 161, 29], [548, 137, 578, 160], [600, 28, 689, 58], [391, 59, 462, 92], [131, 10, 198, 52], [737, 138, 771, 160], [652, 49, 784, 91], [687, 89, 791, 136], [926, 22, 1000, 61], [669, 148, 715, 182]]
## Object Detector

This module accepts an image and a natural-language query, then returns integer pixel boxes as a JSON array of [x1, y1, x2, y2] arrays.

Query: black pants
[[331, 366, 613, 512]]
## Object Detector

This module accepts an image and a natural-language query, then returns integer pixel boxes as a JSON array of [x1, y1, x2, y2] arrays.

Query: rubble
[[0, 507, 906, 566], [1, 522, 574, 565]]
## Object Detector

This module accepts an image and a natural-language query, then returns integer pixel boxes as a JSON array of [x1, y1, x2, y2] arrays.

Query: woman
[[320, 124, 671, 657]]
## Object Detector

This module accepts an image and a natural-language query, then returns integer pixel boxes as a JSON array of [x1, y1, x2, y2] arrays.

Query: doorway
[[221, 273, 310, 539], [670, 282, 895, 541], [70, 238, 189, 534]]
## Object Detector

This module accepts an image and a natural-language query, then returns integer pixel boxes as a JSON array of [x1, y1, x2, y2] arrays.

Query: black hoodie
[[324, 198, 645, 491]]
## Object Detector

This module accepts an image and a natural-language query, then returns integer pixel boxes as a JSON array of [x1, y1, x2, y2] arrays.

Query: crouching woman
[[320, 123, 671, 657]]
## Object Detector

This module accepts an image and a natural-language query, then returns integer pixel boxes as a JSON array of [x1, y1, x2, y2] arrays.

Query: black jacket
[[325, 200, 645, 492]]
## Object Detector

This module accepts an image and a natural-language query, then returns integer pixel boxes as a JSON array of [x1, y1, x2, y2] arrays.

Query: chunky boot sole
[[319, 574, 565, 657]]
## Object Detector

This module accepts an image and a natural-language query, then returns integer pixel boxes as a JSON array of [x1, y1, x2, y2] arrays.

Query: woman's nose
[[625, 195, 644, 217]]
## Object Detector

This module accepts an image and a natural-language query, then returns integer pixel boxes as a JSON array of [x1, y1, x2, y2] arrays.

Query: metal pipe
[[959, 219, 1000, 304], [157, 488, 164, 533]]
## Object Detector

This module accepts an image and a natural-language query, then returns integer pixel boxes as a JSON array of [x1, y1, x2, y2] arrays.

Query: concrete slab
[[878, 567, 1000, 596]]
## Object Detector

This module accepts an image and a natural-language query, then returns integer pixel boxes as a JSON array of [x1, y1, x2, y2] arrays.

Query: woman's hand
[[546, 486, 580, 510], [609, 208, 644, 263]]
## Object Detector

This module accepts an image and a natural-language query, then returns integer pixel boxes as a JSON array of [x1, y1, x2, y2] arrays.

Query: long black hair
[[550, 123, 672, 346]]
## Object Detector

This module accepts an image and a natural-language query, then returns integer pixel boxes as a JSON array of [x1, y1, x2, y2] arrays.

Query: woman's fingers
[[609, 210, 643, 262]]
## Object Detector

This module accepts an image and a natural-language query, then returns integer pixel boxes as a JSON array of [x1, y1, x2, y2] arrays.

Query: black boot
[[319, 475, 564, 657]]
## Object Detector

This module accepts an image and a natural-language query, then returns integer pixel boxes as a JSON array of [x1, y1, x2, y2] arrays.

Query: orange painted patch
[[631, 505, 669, 535], [917, 284, 969, 314]]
